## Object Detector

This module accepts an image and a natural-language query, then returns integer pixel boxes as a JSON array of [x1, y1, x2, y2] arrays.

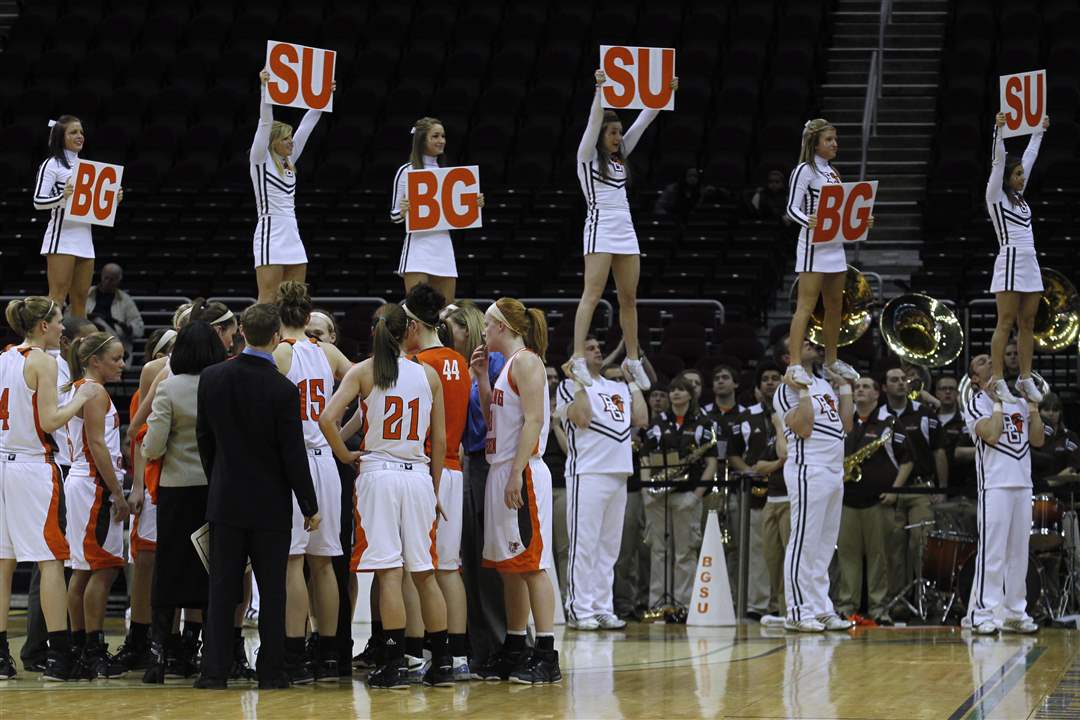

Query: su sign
[[1000, 69, 1046, 139], [600, 45, 676, 111], [265, 40, 336, 112]]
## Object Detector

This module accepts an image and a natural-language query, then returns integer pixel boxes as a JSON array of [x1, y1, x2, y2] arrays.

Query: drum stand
[[641, 457, 683, 623], [1049, 508, 1080, 623], [884, 520, 940, 623]]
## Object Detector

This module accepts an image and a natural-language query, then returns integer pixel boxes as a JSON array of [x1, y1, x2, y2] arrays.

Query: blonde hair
[[410, 117, 444, 170], [799, 118, 837, 175], [269, 121, 295, 176], [65, 332, 118, 391], [173, 301, 195, 329], [5, 296, 58, 338], [493, 298, 548, 360], [445, 302, 485, 359]]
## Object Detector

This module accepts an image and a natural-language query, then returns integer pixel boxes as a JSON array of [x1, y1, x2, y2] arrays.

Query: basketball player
[[63, 332, 128, 678], [785, 119, 872, 388], [985, 112, 1051, 403], [319, 303, 454, 689], [556, 336, 647, 629], [392, 117, 484, 303], [34, 116, 123, 318], [471, 298, 561, 684], [0, 298, 95, 680], [400, 284, 473, 680], [251, 70, 333, 303], [273, 282, 352, 682], [962, 354, 1043, 634], [568, 69, 677, 391], [775, 340, 854, 632]]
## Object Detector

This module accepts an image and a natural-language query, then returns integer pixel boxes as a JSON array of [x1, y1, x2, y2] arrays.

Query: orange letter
[[637, 48, 675, 109], [813, 184, 845, 243], [699, 586, 710, 598], [267, 42, 299, 105], [69, 163, 96, 216], [441, 167, 480, 228], [1004, 75, 1024, 131], [407, 170, 440, 231], [1023, 73, 1044, 128], [696, 602, 709, 613], [701, 555, 712, 567], [841, 183, 874, 241], [300, 47, 334, 110], [700, 571, 712, 583], [602, 46, 636, 108], [92, 167, 118, 221]]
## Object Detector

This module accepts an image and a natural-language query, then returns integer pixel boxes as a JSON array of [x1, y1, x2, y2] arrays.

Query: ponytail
[[372, 304, 408, 390], [5, 296, 58, 338], [799, 118, 836, 174], [490, 298, 548, 361], [64, 331, 116, 392], [524, 308, 548, 361]]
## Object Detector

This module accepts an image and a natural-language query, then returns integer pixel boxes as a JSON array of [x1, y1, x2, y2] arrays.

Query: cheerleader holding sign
[[568, 69, 677, 390]]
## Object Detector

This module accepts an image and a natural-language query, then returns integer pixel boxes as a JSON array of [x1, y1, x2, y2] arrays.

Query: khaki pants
[[614, 491, 649, 617], [887, 492, 935, 597], [643, 491, 703, 608], [552, 486, 570, 604], [837, 503, 890, 618], [762, 501, 791, 615], [724, 499, 771, 615]]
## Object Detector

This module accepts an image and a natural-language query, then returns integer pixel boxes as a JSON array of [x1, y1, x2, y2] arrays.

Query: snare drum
[[922, 531, 977, 589], [1031, 495, 1065, 551]]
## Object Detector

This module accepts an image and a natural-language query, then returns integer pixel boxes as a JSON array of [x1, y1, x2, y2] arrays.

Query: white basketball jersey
[[555, 376, 632, 476], [284, 338, 333, 449], [68, 380, 122, 478], [51, 351, 73, 466], [775, 374, 845, 468], [362, 358, 432, 466], [486, 349, 550, 465], [962, 390, 1031, 489], [0, 346, 58, 461]]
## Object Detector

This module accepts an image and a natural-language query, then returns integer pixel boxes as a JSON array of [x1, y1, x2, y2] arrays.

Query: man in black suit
[[195, 303, 319, 689]]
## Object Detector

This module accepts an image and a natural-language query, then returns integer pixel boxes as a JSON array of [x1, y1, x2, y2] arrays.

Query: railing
[[859, 50, 879, 183]]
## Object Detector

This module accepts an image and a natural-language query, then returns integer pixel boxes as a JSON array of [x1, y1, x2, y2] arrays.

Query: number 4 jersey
[[363, 357, 433, 466], [962, 390, 1031, 489], [284, 337, 333, 450]]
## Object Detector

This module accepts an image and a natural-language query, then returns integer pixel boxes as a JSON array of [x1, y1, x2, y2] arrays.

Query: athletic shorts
[[351, 461, 437, 573], [65, 472, 124, 571], [0, 459, 69, 562], [290, 449, 343, 556], [482, 458, 552, 573], [130, 487, 157, 559], [435, 468, 464, 571]]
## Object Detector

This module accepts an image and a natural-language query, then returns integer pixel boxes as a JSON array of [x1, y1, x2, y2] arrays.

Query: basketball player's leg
[[411, 570, 448, 632], [788, 272, 824, 370], [820, 270, 848, 366], [573, 253, 614, 358], [285, 555, 309, 638], [83, 567, 119, 632], [307, 555, 338, 639], [0, 559, 14, 635], [402, 571, 424, 659], [991, 291, 1020, 380], [68, 257, 94, 318], [501, 572, 531, 632], [256, 265, 285, 305], [67, 570, 90, 633], [1016, 292, 1041, 378], [523, 570, 555, 634], [611, 254, 642, 359], [375, 567, 406, 630], [45, 254, 76, 310], [435, 571, 466, 635], [130, 550, 154, 626]]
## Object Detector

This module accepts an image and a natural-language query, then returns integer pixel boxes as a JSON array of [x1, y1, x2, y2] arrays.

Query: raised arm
[[250, 70, 273, 165], [987, 116, 1007, 206], [292, 104, 328, 163], [622, 76, 676, 157], [577, 70, 607, 163], [1020, 115, 1048, 192], [786, 163, 812, 228]]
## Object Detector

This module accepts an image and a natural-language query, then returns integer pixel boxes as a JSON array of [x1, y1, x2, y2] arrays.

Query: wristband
[[628, 381, 642, 393], [837, 385, 852, 397], [798, 389, 810, 399], [992, 402, 1003, 413]]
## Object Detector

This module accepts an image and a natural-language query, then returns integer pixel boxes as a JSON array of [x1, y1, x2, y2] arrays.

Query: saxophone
[[843, 426, 893, 483], [644, 438, 718, 495]]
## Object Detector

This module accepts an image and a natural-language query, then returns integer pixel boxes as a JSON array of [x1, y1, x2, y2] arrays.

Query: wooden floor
[[2, 620, 1079, 719]]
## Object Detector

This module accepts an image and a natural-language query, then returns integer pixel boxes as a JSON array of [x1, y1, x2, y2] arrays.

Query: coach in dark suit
[[195, 303, 319, 689]]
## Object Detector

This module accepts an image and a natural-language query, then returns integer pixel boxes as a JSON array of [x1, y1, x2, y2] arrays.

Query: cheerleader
[[392, 117, 485, 304], [568, 69, 677, 391], [251, 70, 333, 304], [785, 119, 873, 388], [33, 116, 123, 318], [63, 332, 129, 678], [985, 112, 1051, 403], [0, 298, 95, 681]]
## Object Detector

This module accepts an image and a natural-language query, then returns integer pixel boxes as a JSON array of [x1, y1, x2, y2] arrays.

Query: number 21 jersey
[[363, 357, 432, 466]]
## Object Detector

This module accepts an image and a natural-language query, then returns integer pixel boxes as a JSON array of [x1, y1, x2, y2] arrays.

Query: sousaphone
[[789, 265, 874, 347], [1034, 267, 1080, 352], [880, 293, 964, 369]]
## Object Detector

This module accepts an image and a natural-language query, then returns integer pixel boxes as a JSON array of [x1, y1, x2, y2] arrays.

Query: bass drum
[[957, 556, 1042, 620]]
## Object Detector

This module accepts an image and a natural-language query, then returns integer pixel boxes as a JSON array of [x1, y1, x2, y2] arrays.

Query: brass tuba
[[790, 265, 874, 347], [958, 372, 1050, 407], [1034, 268, 1080, 352], [880, 293, 964, 370]]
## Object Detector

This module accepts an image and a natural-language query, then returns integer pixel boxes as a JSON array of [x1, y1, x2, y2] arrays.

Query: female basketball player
[[33, 117, 123, 318], [567, 69, 677, 391], [0, 298, 95, 681], [471, 298, 561, 685], [985, 112, 1051, 403], [64, 332, 129, 678], [320, 304, 453, 689], [785, 119, 873, 388], [251, 70, 333, 303], [305, 308, 338, 343], [392, 117, 485, 303], [273, 282, 352, 681]]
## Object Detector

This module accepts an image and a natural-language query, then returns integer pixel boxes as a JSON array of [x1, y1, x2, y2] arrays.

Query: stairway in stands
[[0, 0, 18, 40]]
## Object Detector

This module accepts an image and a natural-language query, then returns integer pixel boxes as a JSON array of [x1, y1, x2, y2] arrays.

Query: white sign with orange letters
[[265, 40, 336, 112], [64, 160, 123, 228], [599, 45, 676, 111], [812, 180, 878, 245], [405, 165, 483, 233], [999, 69, 1047, 139]]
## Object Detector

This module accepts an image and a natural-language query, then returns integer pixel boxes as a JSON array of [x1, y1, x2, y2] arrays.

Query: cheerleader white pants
[[565, 473, 627, 621], [967, 486, 1033, 627], [784, 463, 843, 623]]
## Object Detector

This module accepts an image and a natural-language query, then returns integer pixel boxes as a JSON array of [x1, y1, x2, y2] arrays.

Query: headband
[[485, 302, 521, 336], [152, 329, 177, 357], [174, 305, 193, 328], [309, 311, 335, 329], [410, 126, 416, 135], [210, 309, 235, 326], [402, 302, 435, 327], [86, 335, 115, 357]]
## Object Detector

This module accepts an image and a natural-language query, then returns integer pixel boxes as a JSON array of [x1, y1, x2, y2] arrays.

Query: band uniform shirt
[[642, 408, 716, 494]]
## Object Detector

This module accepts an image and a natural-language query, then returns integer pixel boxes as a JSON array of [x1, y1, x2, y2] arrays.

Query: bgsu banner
[[999, 69, 1046, 139], [812, 180, 878, 245], [65, 160, 123, 227], [405, 165, 482, 233], [599, 45, 676, 111], [265, 40, 336, 112]]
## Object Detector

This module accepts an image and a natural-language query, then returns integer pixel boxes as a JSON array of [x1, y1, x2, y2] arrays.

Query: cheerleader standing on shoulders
[[251, 70, 333, 304], [984, 112, 1050, 403], [568, 69, 676, 391], [785, 119, 872, 388]]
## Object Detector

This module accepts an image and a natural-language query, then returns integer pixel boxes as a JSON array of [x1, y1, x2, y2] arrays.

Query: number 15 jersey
[[363, 357, 432, 466], [284, 337, 334, 450]]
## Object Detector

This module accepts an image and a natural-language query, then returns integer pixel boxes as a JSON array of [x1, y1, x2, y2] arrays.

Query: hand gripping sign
[[599, 45, 676, 111], [812, 180, 878, 245], [65, 160, 123, 228], [265, 40, 336, 112], [999, 69, 1047, 139], [405, 166, 483, 233]]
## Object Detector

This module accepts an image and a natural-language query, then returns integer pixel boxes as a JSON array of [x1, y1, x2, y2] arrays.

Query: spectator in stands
[[615, 421, 650, 620], [933, 374, 969, 490], [86, 263, 144, 360], [546, 366, 570, 603], [746, 169, 792, 225], [769, 332, 792, 369], [674, 369, 703, 402], [902, 363, 940, 410], [1004, 340, 1020, 387], [1034, 393, 1080, 479], [654, 167, 702, 221], [648, 387, 670, 420]]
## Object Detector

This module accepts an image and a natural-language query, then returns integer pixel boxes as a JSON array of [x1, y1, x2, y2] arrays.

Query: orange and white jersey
[[413, 346, 470, 471], [284, 337, 334, 449], [0, 346, 58, 462], [68, 379, 122, 479], [361, 358, 432, 467], [485, 349, 549, 465]]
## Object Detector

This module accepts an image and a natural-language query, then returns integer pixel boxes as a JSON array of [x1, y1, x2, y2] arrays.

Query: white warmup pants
[[565, 473, 627, 621], [784, 463, 843, 623], [967, 486, 1033, 627]]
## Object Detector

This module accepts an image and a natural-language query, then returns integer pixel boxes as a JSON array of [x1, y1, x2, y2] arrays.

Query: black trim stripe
[[787, 466, 808, 622], [585, 423, 632, 442], [398, 233, 412, 273], [261, 164, 269, 217], [48, 209, 65, 254], [391, 163, 409, 221], [566, 473, 581, 620], [787, 164, 810, 227]]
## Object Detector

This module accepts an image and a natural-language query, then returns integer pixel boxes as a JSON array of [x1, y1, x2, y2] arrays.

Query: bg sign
[[65, 160, 123, 227], [599, 45, 676, 111], [1000, 69, 1046, 139], [265, 40, 336, 112], [813, 180, 878, 245], [405, 166, 482, 233]]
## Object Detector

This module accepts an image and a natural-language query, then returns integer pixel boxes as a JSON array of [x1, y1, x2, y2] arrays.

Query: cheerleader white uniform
[[249, 97, 322, 268], [576, 87, 660, 255], [34, 149, 94, 258], [787, 155, 846, 274], [986, 125, 1044, 293], [391, 156, 458, 278]]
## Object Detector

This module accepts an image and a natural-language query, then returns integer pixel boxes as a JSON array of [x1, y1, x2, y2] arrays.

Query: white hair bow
[[48, 119, 57, 128]]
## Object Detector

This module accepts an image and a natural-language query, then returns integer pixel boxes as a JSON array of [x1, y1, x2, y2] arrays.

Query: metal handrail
[[859, 50, 879, 182]]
